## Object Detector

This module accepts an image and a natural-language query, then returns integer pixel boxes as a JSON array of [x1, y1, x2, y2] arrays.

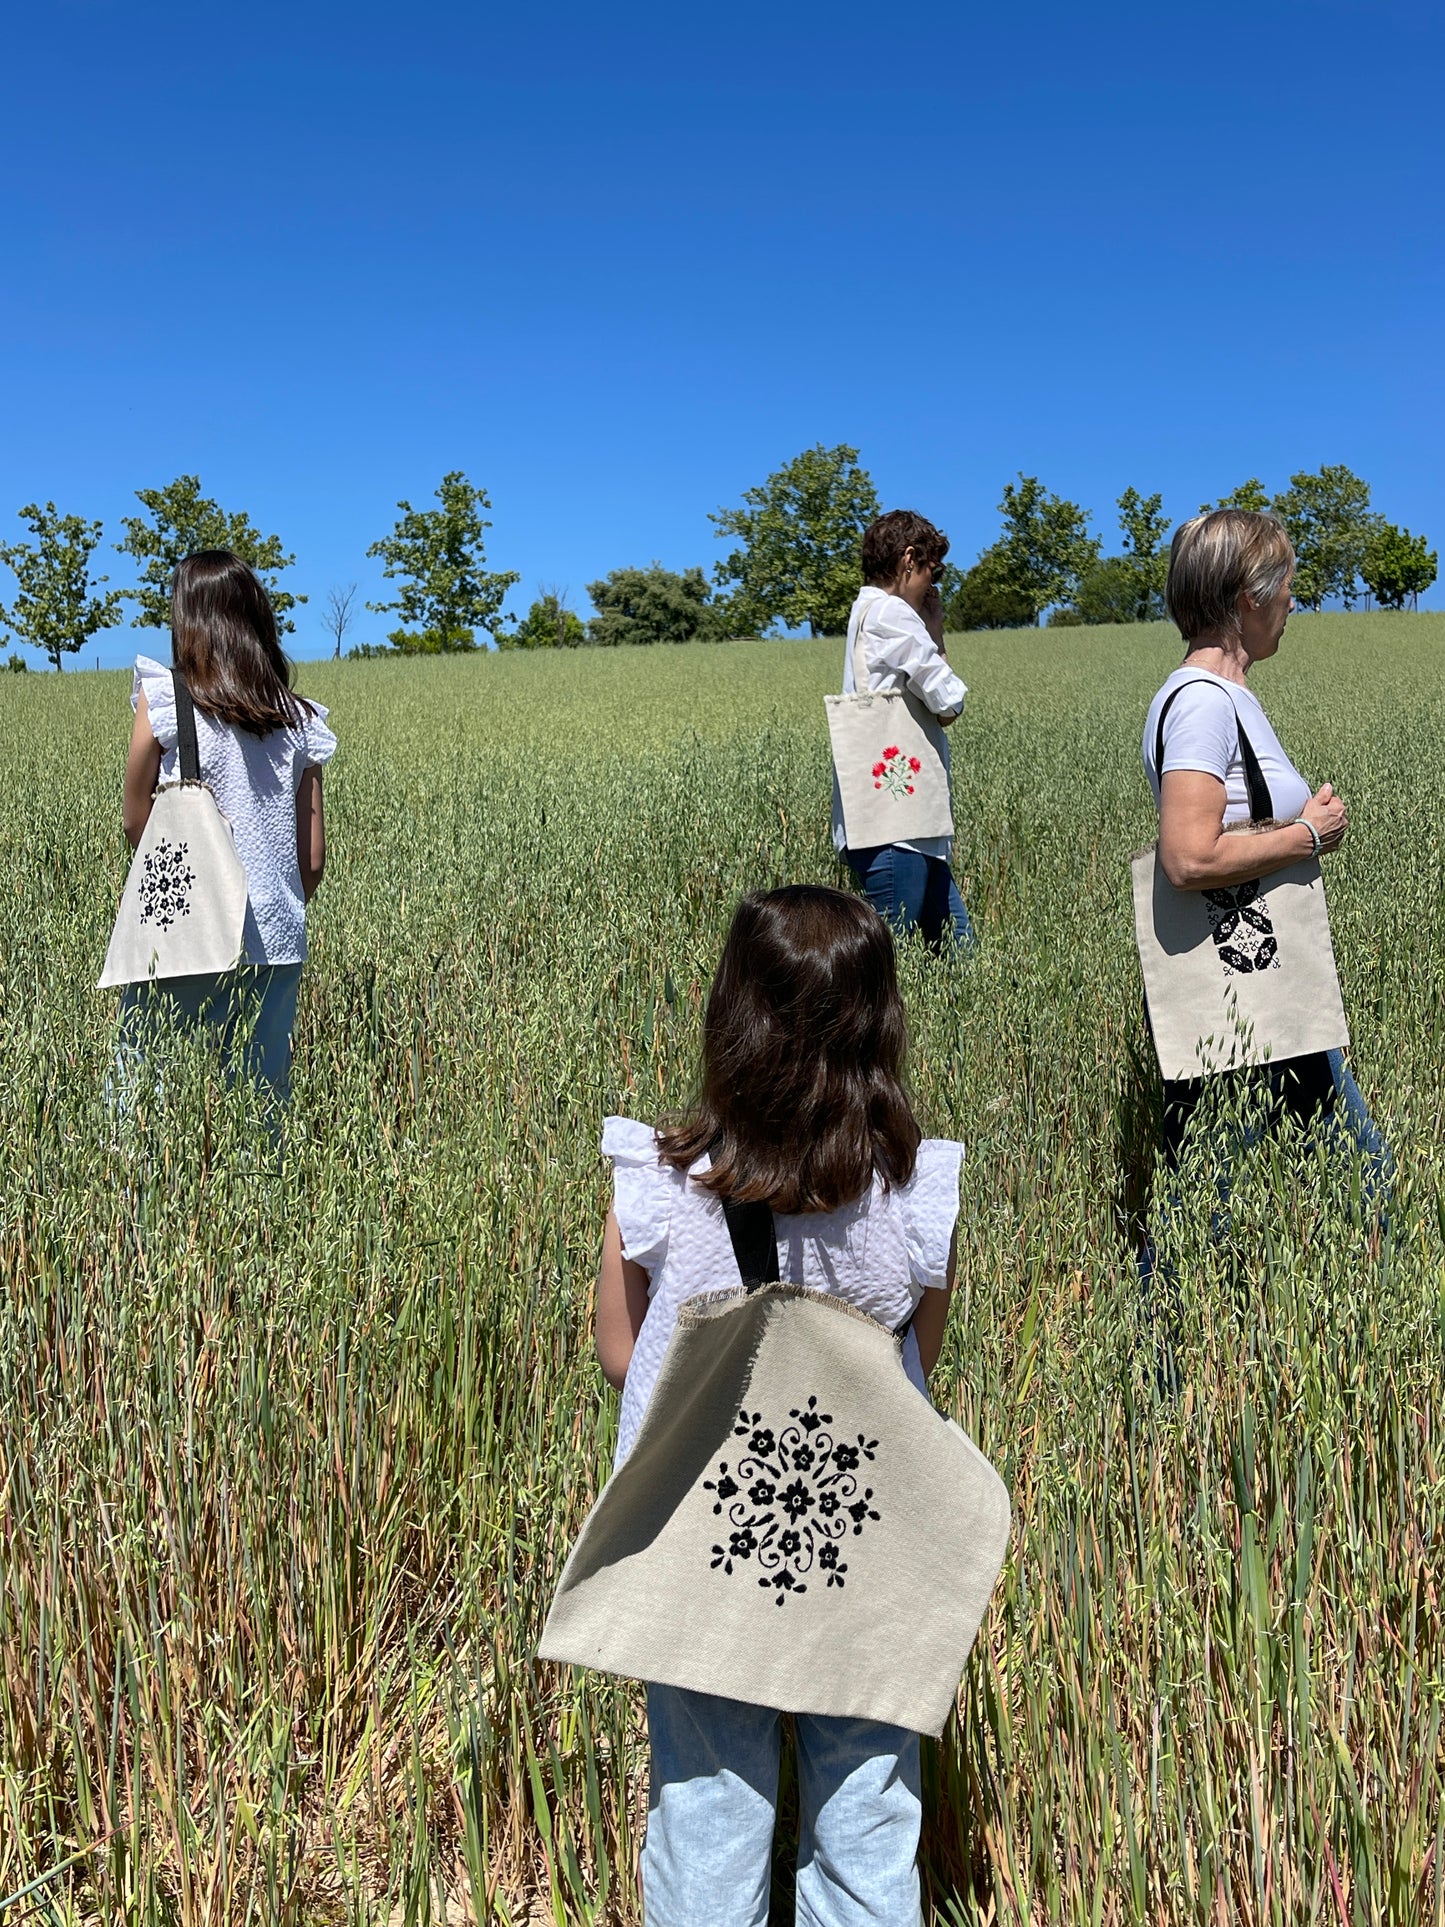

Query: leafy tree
[[1115, 487, 1169, 621], [585, 565, 724, 647], [367, 471, 519, 652], [1064, 554, 1159, 625], [5, 653, 27, 673], [322, 584, 358, 659], [1361, 523, 1437, 611], [711, 443, 879, 637], [1271, 465, 1377, 610], [941, 546, 1035, 630], [993, 474, 1101, 624], [499, 588, 586, 649], [0, 502, 124, 671], [1201, 478, 1270, 513], [117, 476, 305, 631]]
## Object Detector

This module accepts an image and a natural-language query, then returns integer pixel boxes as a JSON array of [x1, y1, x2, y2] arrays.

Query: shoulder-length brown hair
[[656, 886, 922, 1212], [171, 550, 313, 735]]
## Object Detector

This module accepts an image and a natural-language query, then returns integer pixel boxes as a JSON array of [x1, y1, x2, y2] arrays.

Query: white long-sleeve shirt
[[830, 585, 968, 859]]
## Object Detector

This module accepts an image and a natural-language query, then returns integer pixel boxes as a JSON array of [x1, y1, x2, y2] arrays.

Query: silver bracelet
[[1296, 815, 1322, 858]]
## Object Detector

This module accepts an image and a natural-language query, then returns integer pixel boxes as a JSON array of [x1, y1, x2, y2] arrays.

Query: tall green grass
[[1, 614, 1442, 1922]]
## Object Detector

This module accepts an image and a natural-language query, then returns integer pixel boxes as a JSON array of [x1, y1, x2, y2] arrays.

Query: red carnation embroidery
[[883, 746, 899, 760], [908, 756, 921, 773]]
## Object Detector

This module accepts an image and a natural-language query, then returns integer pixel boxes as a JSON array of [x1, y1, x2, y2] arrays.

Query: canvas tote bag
[[1132, 680, 1348, 1081], [539, 1196, 1010, 1737], [825, 598, 954, 848], [98, 670, 248, 989]]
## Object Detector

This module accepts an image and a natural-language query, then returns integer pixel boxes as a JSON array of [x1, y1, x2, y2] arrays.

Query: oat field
[[2, 614, 1443, 1924]]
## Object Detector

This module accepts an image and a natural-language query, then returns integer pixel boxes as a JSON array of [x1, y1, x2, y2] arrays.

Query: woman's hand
[[920, 583, 946, 650], [1300, 783, 1348, 852]]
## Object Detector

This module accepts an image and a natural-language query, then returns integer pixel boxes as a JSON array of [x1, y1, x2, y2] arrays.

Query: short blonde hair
[[1165, 510, 1294, 641]]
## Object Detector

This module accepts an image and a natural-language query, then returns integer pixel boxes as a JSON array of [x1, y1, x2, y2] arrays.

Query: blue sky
[[3, 0, 1441, 663]]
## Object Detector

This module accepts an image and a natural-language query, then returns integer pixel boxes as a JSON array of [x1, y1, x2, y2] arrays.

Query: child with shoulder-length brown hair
[[119, 549, 337, 1104], [595, 884, 962, 1924]]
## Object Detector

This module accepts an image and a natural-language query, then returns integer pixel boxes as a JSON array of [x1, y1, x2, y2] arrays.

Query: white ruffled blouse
[[604, 1116, 964, 1467], [133, 657, 337, 966]]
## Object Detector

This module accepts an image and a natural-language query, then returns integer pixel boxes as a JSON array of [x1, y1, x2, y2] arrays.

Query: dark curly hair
[[861, 509, 950, 587], [656, 886, 922, 1212]]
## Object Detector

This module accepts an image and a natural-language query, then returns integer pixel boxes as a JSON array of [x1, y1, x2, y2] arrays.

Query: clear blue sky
[[3, 0, 1441, 663]]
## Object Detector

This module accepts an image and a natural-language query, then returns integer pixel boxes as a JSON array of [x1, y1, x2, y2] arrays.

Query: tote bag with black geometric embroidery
[[538, 1197, 1011, 1738], [1131, 680, 1348, 1081], [98, 671, 248, 989]]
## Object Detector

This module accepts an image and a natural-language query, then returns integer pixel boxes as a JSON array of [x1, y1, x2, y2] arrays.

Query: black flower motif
[[780, 1479, 813, 1521], [706, 1394, 882, 1606], [1203, 881, 1281, 976], [138, 837, 197, 931]]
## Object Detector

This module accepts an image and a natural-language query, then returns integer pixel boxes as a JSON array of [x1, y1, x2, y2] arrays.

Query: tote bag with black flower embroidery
[[825, 600, 954, 849], [98, 671, 248, 989], [538, 1197, 1010, 1738], [1131, 680, 1348, 1081]]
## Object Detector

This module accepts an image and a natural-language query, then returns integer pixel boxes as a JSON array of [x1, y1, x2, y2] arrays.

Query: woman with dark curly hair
[[833, 508, 974, 950]]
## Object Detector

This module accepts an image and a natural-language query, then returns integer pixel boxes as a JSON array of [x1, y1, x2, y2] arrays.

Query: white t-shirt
[[1142, 667, 1311, 826], [831, 585, 967, 861], [134, 658, 338, 965], [604, 1115, 964, 1467]]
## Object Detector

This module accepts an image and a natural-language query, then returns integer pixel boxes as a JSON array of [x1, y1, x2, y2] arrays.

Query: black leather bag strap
[[1154, 678, 1274, 824], [719, 1189, 917, 1339], [172, 667, 202, 784], [720, 1194, 780, 1291]]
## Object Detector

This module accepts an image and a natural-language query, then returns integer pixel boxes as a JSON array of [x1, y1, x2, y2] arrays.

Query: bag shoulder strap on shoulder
[[849, 594, 875, 694], [720, 1194, 780, 1290], [1154, 677, 1273, 823], [171, 667, 202, 784]]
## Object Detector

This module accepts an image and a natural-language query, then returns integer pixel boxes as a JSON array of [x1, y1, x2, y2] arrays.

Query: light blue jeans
[[116, 963, 303, 1106], [642, 1684, 922, 1927], [843, 844, 976, 954]]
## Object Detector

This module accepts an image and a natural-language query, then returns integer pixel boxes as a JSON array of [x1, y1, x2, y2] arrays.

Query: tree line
[[0, 453, 1436, 671]]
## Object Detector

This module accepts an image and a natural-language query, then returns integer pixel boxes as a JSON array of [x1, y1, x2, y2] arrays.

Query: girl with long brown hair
[[119, 549, 337, 1102], [595, 885, 961, 1924]]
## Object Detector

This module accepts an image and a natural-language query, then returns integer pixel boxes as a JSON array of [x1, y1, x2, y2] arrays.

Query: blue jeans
[[116, 963, 303, 1106], [843, 844, 975, 953], [642, 1684, 922, 1927]]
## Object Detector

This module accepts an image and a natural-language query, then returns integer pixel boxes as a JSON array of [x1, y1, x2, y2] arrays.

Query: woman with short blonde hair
[[1140, 508, 1387, 1245]]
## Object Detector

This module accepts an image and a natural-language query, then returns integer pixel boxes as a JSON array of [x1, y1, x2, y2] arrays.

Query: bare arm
[[296, 766, 326, 901], [596, 1208, 651, 1391], [910, 1228, 958, 1380], [1158, 770, 1347, 891], [122, 691, 164, 848]]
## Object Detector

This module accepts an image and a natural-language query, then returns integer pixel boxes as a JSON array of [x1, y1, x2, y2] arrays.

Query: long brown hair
[[171, 550, 313, 735], [656, 886, 922, 1212]]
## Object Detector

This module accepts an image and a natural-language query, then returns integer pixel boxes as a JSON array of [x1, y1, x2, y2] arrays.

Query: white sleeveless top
[[604, 1116, 964, 1467]]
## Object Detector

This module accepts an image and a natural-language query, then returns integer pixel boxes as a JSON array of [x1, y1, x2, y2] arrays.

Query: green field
[[2, 614, 1443, 1924]]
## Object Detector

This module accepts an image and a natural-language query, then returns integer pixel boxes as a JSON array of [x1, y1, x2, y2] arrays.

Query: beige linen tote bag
[[1132, 680, 1348, 1081], [98, 671, 248, 989], [825, 599, 954, 848], [539, 1197, 1010, 1738]]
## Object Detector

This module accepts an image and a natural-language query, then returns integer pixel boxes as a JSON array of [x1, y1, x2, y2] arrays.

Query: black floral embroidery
[[138, 837, 197, 930], [1202, 880, 1279, 976], [707, 1399, 880, 1604]]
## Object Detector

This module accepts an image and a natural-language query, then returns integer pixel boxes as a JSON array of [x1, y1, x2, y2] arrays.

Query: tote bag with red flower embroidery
[[825, 602, 954, 849]]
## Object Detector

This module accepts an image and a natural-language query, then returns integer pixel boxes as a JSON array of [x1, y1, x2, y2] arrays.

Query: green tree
[[0, 502, 124, 671], [993, 474, 1101, 624], [711, 443, 879, 637], [499, 589, 587, 649], [585, 565, 724, 647], [1200, 478, 1271, 513], [941, 546, 1035, 630], [1059, 555, 1154, 625], [117, 475, 305, 631], [1361, 523, 1437, 611], [1271, 465, 1377, 610], [367, 471, 519, 652], [1115, 487, 1169, 621]]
